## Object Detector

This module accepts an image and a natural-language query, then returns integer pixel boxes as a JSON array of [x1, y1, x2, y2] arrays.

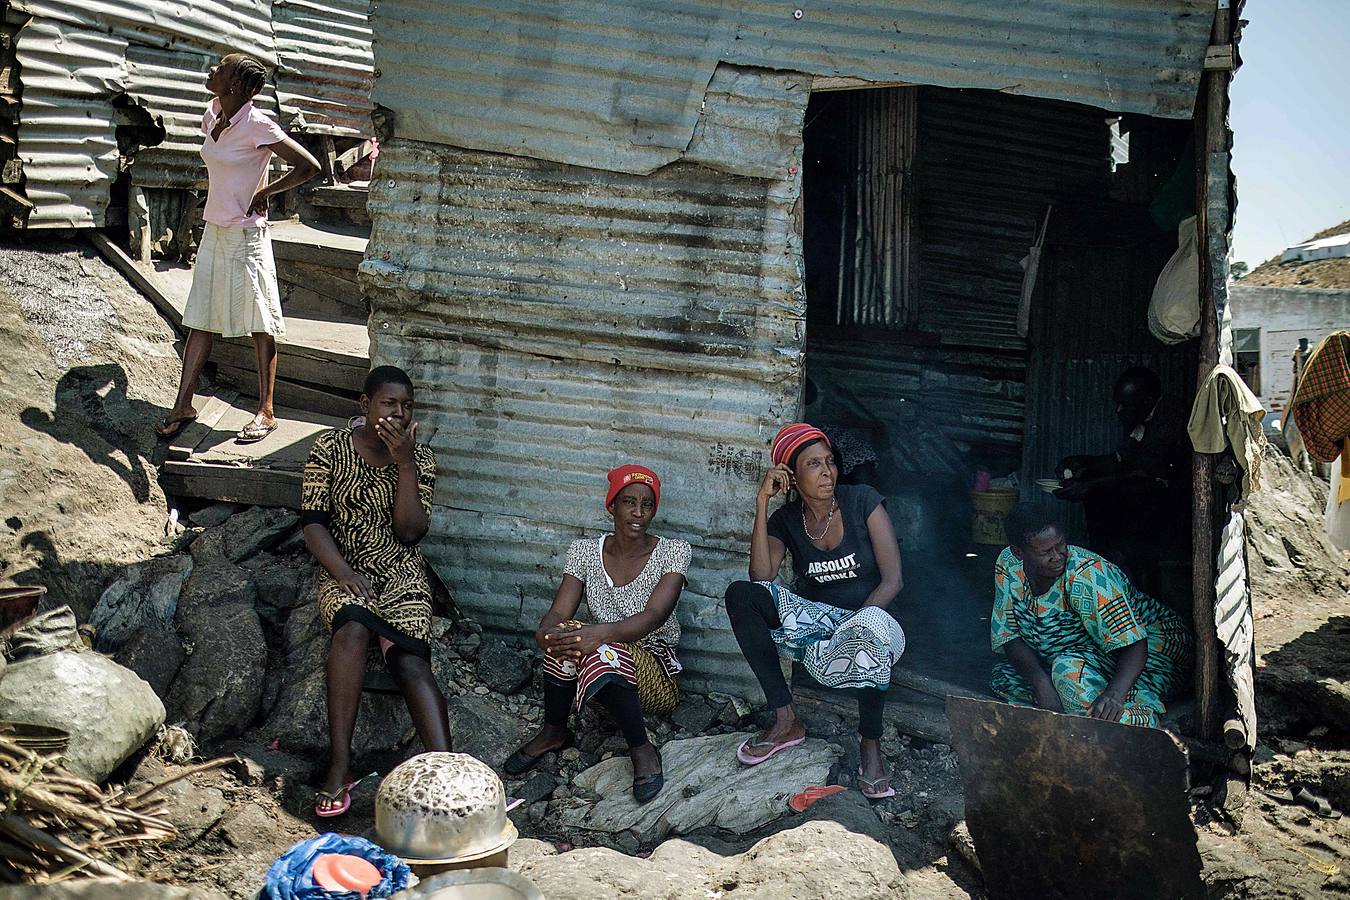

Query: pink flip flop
[[736, 735, 805, 766], [857, 769, 896, 800], [315, 780, 359, 818]]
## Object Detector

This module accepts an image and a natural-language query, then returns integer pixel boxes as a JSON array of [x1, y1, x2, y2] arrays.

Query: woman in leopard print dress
[[301, 365, 449, 817]]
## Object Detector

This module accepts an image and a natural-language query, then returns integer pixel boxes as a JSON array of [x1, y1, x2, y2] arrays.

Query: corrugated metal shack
[[0, 0, 374, 233], [362, 0, 1250, 746]]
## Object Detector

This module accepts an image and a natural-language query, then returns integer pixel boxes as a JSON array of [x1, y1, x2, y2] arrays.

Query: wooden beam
[[1203, 44, 1236, 72], [160, 460, 301, 509], [1191, 2, 1233, 743], [167, 390, 240, 461], [86, 231, 187, 333]]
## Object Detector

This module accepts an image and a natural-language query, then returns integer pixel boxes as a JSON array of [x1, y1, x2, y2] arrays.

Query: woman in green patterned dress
[[990, 505, 1192, 728], [301, 365, 449, 817]]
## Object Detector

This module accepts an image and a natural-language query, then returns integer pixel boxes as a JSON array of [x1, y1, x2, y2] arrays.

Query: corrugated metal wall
[[370, 0, 1213, 175], [361, 70, 808, 692], [912, 89, 1109, 350], [273, 0, 373, 136], [12, 17, 125, 227]]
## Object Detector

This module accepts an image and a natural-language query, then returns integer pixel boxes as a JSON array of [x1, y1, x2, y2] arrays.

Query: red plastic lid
[[312, 853, 382, 895]]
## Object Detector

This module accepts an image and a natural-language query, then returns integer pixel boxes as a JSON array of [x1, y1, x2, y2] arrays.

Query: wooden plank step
[[161, 461, 302, 509], [307, 184, 369, 210], [215, 365, 359, 420], [211, 314, 368, 394], [167, 389, 239, 461], [269, 218, 367, 270]]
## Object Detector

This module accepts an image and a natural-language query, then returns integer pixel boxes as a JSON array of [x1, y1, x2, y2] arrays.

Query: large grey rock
[[190, 505, 297, 565], [168, 600, 267, 743], [0, 881, 228, 899], [449, 693, 532, 766], [0, 650, 164, 781], [477, 640, 533, 695], [188, 502, 241, 528], [262, 602, 409, 757], [520, 820, 932, 900], [114, 619, 186, 696], [561, 731, 840, 843], [89, 554, 193, 652], [671, 696, 718, 735]]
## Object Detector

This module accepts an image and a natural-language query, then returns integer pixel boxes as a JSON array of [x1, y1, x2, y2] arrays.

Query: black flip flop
[[502, 730, 574, 778], [155, 414, 197, 441]]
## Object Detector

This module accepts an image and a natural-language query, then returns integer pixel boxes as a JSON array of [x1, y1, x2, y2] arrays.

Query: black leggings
[[725, 580, 886, 740], [543, 675, 650, 749]]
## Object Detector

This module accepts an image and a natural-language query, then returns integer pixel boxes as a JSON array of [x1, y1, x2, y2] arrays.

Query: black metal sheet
[[946, 697, 1204, 900]]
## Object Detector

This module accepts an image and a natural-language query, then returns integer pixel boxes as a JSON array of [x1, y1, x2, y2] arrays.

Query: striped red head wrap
[[605, 464, 661, 511], [771, 423, 831, 469]]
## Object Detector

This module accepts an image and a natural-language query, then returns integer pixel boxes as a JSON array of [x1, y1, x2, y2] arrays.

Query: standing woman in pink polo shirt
[[156, 54, 320, 443]]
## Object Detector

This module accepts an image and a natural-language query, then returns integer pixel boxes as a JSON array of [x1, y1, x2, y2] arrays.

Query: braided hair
[[223, 53, 268, 98]]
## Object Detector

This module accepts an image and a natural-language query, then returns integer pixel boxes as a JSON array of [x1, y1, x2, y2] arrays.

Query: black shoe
[[632, 771, 664, 804], [502, 730, 574, 778]]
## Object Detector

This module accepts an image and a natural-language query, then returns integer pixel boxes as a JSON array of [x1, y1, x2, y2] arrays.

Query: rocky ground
[[2, 239, 1349, 898]]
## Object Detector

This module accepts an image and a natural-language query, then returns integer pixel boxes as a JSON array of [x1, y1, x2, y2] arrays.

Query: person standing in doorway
[[156, 53, 320, 443]]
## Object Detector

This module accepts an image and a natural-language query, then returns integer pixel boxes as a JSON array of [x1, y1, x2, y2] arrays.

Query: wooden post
[[1192, 0, 1233, 742]]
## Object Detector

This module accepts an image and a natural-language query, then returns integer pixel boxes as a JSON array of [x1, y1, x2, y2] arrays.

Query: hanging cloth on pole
[[1289, 332, 1350, 463]]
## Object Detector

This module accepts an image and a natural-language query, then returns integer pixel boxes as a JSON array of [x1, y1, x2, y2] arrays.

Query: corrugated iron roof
[[272, 0, 373, 136], [361, 133, 806, 693], [13, 17, 125, 228], [10, 0, 276, 64], [370, 0, 1213, 175]]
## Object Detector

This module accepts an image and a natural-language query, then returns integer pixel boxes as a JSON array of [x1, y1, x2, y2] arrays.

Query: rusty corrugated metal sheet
[[370, 0, 1212, 176], [9, 0, 275, 64], [272, 0, 373, 136], [12, 16, 125, 228], [361, 127, 807, 694]]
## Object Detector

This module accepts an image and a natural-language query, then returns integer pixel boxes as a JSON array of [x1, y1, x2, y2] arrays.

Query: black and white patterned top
[[563, 535, 691, 656]]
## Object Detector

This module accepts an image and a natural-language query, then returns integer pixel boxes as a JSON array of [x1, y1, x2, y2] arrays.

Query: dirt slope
[[0, 236, 183, 617]]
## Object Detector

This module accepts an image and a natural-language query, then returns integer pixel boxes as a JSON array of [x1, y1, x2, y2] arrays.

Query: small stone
[[718, 703, 741, 727], [474, 686, 490, 695], [554, 785, 571, 800], [1252, 744, 1276, 766], [529, 803, 547, 824], [561, 748, 580, 762], [1278, 739, 1310, 755], [234, 757, 265, 787], [477, 641, 534, 695], [672, 697, 719, 735], [601, 735, 628, 755], [1308, 725, 1330, 739], [518, 771, 557, 805], [615, 830, 641, 855], [460, 633, 482, 656], [580, 731, 604, 754], [220, 802, 274, 849]]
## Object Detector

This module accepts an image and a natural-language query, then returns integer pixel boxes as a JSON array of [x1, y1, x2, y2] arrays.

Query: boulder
[[520, 820, 910, 900], [477, 640, 534, 695], [561, 731, 839, 843], [262, 602, 409, 758], [449, 693, 532, 767], [190, 505, 297, 565], [89, 554, 193, 652], [188, 502, 241, 528], [115, 619, 186, 696], [167, 600, 267, 744], [0, 650, 164, 781]]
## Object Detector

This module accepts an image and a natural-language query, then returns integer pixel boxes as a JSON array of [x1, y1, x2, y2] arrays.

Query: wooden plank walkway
[[89, 222, 371, 510]]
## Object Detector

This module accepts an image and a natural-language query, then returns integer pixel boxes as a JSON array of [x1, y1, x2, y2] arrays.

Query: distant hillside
[[1241, 217, 1350, 290]]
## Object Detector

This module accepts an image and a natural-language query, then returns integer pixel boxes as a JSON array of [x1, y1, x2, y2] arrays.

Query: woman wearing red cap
[[503, 465, 690, 803], [725, 424, 905, 799]]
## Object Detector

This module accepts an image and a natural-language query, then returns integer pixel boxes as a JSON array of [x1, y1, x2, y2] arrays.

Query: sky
[[1229, 0, 1350, 269]]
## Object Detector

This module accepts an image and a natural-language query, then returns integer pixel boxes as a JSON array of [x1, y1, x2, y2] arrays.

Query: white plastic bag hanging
[[1148, 215, 1200, 344]]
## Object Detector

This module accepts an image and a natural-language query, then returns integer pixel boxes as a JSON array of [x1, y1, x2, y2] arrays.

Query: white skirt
[[183, 222, 286, 338]]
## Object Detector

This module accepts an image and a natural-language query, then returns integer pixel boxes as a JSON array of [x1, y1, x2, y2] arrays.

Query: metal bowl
[[375, 752, 517, 866], [399, 868, 543, 900]]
